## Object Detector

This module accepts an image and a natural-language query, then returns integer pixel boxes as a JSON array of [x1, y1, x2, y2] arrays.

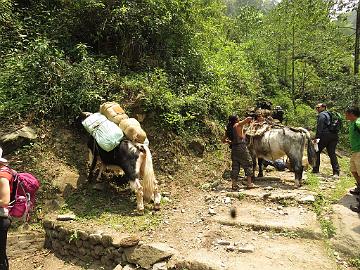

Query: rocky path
[[146, 169, 345, 270], [7, 153, 360, 270]]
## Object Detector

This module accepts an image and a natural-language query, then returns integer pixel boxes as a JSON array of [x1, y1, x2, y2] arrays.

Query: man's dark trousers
[[313, 132, 340, 175]]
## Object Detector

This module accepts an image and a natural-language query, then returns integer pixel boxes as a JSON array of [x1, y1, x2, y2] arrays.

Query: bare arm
[[237, 117, 253, 125], [0, 178, 10, 207]]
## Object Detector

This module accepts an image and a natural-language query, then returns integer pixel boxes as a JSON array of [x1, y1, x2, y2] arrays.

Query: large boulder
[[331, 193, 360, 257], [124, 243, 177, 269], [0, 126, 37, 155]]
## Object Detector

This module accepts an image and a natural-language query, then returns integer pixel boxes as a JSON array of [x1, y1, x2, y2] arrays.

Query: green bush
[[0, 39, 119, 121]]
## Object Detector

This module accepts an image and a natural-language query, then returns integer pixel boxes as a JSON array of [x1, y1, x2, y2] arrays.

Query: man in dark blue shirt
[[312, 103, 340, 177]]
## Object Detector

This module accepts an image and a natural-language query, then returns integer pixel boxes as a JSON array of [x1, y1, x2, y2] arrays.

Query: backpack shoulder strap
[[0, 165, 16, 179], [0, 166, 18, 201], [322, 111, 331, 126]]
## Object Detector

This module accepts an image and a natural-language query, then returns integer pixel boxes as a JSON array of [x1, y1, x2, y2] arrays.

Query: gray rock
[[125, 243, 177, 269], [89, 233, 102, 245], [56, 214, 76, 221], [101, 234, 113, 247], [208, 208, 216, 215], [216, 239, 231, 246], [123, 265, 136, 270], [226, 245, 236, 252], [300, 195, 316, 203], [331, 196, 360, 257], [223, 197, 231, 204], [0, 126, 37, 155], [112, 234, 140, 248], [77, 230, 89, 241], [162, 192, 171, 197], [238, 244, 255, 253], [152, 261, 167, 270]]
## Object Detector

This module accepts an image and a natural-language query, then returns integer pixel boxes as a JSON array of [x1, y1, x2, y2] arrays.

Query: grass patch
[[328, 175, 355, 202], [307, 156, 356, 240], [349, 257, 360, 269], [319, 218, 336, 238], [312, 193, 337, 238], [238, 192, 246, 200], [326, 157, 355, 201], [304, 172, 320, 192], [61, 184, 162, 233]]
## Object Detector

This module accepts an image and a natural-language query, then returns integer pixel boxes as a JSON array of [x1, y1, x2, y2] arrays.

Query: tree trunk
[[354, 2, 360, 105], [355, 2, 360, 75], [291, 25, 296, 110]]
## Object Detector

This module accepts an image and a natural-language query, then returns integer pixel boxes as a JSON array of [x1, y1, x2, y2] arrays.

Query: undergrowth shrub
[[0, 39, 119, 121]]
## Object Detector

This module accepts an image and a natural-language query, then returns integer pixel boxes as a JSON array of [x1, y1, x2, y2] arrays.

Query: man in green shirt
[[345, 106, 360, 212]]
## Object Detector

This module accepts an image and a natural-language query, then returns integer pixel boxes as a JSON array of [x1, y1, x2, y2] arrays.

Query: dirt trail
[[6, 131, 357, 270], [145, 172, 339, 270]]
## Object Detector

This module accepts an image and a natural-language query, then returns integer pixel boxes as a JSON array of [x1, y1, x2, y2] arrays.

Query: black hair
[[226, 115, 238, 141], [345, 106, 360, 117]]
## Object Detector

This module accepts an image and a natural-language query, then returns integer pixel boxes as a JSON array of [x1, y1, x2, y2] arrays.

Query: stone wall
[[42, 219, 178, 270]]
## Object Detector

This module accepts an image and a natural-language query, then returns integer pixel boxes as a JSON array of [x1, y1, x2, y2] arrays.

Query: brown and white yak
[[247, 127, 317, 187], [87, 137, 161, 213]]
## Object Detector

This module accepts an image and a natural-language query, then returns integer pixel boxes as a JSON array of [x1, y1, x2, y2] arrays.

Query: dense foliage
[[0, 0, 359, 135]]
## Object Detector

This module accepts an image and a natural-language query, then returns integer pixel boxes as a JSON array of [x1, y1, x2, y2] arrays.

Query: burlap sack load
[[100, 101, 128, 125], [119, 118, 147, 144]]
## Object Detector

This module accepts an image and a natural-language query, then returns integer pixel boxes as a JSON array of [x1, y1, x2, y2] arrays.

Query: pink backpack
[[1, 167, 40, 221]]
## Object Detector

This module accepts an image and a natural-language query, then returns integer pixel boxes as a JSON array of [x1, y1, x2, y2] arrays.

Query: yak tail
[[299, 127, 317, 168], [141, 145, 156, 202]]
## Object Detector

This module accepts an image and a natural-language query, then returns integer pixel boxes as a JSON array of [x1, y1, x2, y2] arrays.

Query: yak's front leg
[[88, 150, 97, 182], [289, 157, 303, 187], [153, 180, 161, 211], [96, 163, 106, 182], [130, 179, 144, 214]]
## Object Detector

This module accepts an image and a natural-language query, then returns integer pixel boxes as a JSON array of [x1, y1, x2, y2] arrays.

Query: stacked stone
[[43, 220, 140, 269]]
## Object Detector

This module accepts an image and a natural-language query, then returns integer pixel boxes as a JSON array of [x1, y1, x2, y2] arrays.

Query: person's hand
[[246, 116, 253, 122]]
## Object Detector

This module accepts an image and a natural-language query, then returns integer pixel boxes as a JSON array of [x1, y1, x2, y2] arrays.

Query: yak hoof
[[137, 209, 145, 215], [88, 174, 95, 183], [294, 179, 300, 188], [257, 173, 264, 178], [154, 203, 161, 211]]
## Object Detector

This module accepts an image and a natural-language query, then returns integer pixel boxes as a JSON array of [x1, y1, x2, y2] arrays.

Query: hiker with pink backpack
[[0, 147, 40, 270]]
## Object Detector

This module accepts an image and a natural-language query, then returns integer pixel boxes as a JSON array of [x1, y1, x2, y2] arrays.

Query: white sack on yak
[[82, 113, 124, 152]]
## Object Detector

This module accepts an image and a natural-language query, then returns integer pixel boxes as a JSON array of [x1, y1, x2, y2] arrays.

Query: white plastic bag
[[314, 139, 320, 152], [82, 113, 124, 152]]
